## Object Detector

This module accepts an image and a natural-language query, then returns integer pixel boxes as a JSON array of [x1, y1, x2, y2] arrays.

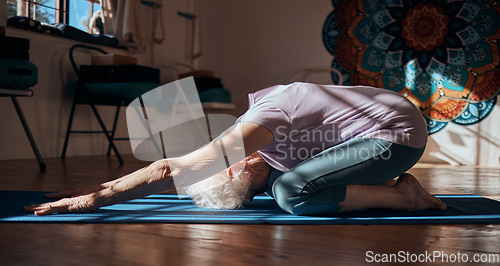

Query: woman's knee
[[272, 175, 309, 215], [272, 175, 346, 216]]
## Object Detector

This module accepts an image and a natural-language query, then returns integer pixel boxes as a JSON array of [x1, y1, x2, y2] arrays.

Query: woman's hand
[[24, 160, 176, 216], [24, 185, 108, 216]]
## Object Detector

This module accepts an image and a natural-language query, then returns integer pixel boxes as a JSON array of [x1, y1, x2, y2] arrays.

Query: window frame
[[8, 0, 68, 24], [9, 0, 102, 32], [58, 0, 69, 24]]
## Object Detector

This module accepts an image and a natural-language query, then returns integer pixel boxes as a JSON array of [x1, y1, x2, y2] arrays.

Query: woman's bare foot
[[395, 173, 447, 211]]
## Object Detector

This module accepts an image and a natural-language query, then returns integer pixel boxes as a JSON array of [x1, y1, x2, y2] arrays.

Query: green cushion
[[0, 58, 38, 88], [198, 88, 232, 103]]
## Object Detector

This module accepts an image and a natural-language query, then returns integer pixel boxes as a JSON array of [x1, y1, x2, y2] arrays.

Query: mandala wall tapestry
[[322, 0, 500, 133]]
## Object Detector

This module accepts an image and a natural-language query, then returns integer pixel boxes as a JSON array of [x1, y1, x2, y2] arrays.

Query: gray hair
[[180, 152, 269, 209], [181, 173, 254, 209]]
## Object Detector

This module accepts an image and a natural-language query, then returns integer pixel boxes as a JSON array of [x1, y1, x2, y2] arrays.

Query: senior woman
[[26, 82, 446, 216]]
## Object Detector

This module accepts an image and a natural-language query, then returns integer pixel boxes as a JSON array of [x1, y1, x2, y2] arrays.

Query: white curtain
[[100, 0, 155, 53]]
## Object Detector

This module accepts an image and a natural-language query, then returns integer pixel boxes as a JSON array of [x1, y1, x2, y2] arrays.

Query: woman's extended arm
[[25, 122, 274, 216]]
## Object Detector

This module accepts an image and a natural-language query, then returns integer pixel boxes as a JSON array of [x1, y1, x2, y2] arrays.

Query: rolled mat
[[1, 191, 499, 224]]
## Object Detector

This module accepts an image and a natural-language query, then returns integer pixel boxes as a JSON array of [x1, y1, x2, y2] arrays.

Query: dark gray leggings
[[267, 138, 425, 215]]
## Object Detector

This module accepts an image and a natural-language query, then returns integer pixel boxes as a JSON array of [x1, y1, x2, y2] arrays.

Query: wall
[[197, 0, 334, 115], [0, 0, 193, 160]]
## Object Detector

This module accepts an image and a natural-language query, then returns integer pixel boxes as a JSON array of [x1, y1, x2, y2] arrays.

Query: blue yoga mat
[[1, 191, 500, 224]]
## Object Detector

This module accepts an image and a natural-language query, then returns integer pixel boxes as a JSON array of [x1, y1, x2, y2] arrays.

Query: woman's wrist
[[147, 159, 176, 191]]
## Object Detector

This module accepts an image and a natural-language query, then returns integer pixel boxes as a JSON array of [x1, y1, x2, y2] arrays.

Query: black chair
[[61, 44, 159, 164], [0, 36, 45, 171], [0, 88, 46, 171]]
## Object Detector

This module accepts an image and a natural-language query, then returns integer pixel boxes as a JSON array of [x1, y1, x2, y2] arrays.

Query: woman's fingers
[[24, 203, 67, 216], [25, 194, 98, 216], [45, 185, 106, 199]]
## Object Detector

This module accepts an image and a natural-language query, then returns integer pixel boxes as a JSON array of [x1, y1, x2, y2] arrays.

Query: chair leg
[[11, 97, 47, 171], [61, 98, 78, 159], [89, 103, 124, 164], [107, 105, 121, 156]]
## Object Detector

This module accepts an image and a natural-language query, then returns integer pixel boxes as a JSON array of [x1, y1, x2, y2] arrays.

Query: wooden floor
[[0, 155, 499, 265]]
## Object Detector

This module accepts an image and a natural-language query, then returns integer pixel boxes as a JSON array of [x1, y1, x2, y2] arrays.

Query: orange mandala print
[[322, 0, 500, 133]]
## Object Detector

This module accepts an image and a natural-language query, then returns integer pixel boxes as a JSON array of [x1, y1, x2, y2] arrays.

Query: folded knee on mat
[[272, 179, 303, 215], [273, 180, 346, 216], [272, 182, 321, 216]]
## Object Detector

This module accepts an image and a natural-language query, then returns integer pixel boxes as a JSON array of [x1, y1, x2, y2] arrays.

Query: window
[[7, 0, 65, 24], [69, 0, 101, 33], [6, 0, 101, 33]]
